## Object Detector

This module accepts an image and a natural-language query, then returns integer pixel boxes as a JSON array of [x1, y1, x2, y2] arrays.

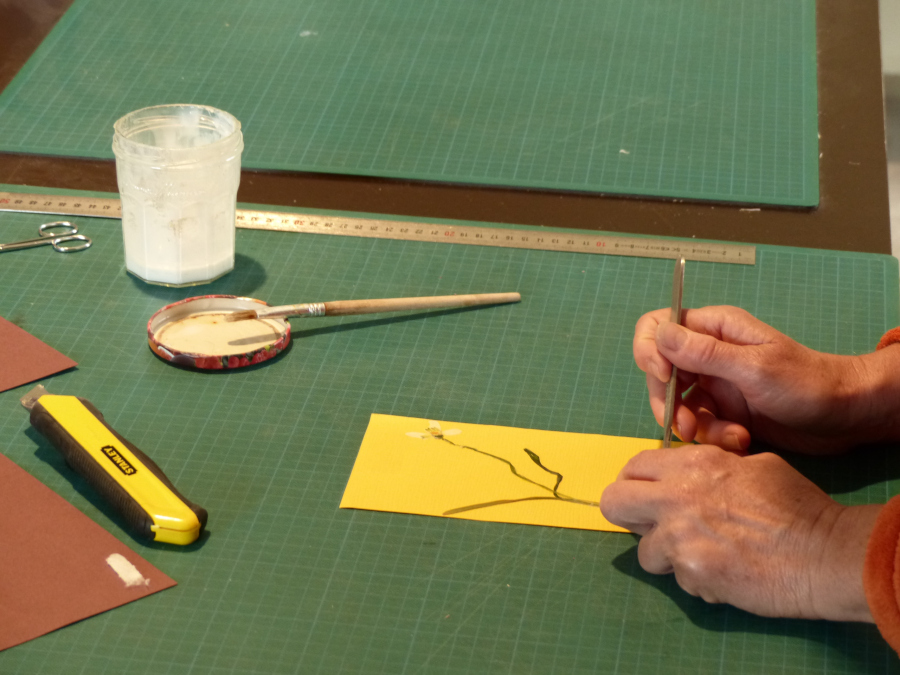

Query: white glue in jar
[[113, 104, 243, 287]]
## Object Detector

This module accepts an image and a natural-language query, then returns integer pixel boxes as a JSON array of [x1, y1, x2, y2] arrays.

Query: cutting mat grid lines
[[0, 209, 897, 673], [0, 0, 818, 206]]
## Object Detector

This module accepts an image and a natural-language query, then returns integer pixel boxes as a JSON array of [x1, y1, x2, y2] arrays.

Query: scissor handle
[[39, 221, 78, 237], [0, 221, 91, 253], [51, 234, 92, 253]]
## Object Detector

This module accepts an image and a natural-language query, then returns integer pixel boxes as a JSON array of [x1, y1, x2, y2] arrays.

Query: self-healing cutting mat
[[0, 203, 895, 674], [0, 0, 819, 207]]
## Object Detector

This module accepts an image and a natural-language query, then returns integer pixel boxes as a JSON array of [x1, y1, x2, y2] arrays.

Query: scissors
[[0, 221, 92, 253]]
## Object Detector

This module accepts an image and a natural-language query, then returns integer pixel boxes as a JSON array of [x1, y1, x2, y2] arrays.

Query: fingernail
[[724, 434, 744, 453], [648, 359, 665, 383], [672, 423, 682, 441], [657, 322, 688, 351]]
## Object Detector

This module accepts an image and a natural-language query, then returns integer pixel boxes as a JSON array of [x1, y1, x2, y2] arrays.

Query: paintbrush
[[662, 257, 685, 448], [225, 292, 522, 322]]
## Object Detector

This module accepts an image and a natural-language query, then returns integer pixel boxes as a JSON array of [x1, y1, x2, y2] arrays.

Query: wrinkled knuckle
[[693, 444, 722, 461], [635, 310, 662, 334], [636, 309, 654, 327], [682, 444, 726, 472], [671, 548, 721, 602], [691, 333, 719, 364], [664, 520, 697, 556], [751, 451, 788, 471], [717, 305, 752, 328], [676, 552, 712, 581], [727, 306, 751, 320], [671, 560, 704, 597], [624, 448, 655, 474], [637, 538, 672, 576]]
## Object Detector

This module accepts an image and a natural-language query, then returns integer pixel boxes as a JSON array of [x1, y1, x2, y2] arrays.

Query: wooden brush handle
[[323, 292, 520, 316], [258, 292, 520, 319]]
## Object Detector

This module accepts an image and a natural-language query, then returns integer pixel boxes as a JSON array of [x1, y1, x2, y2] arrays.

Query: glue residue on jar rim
[[148, 295, 291, 370]]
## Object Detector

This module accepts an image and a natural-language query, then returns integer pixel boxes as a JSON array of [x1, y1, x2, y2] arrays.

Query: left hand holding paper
[[600, 444, 879, 622]]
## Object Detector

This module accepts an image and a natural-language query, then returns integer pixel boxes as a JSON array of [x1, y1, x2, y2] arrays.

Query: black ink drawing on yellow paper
[[405, 420, 599, 516], [340, 414, 671, 532]]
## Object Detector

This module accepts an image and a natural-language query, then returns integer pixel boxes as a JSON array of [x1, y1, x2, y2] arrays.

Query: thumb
[[656, 322, 748, 381]]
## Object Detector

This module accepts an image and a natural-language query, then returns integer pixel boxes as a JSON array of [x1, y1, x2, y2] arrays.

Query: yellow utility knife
[[20, 385, 207, 545]]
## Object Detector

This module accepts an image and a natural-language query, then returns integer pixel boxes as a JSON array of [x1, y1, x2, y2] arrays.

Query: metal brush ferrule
[[304, 302, 326, 317]]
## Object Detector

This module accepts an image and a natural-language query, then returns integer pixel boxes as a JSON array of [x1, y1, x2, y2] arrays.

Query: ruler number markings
[[2, 191, 754, 265]]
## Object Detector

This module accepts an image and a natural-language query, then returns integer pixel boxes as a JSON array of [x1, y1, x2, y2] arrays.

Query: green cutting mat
[[0, 0, 819, 207], [0, 201, 895, 674]]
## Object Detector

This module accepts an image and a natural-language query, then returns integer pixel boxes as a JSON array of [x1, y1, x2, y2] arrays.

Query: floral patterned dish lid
[[147, 295, 291, 370]]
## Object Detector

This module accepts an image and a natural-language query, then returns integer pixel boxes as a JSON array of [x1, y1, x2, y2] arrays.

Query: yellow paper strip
[[341, 414, 673, 532]]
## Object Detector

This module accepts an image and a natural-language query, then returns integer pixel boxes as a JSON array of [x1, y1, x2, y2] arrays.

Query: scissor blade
[[0, 237, 50, 252], [662, 257, 685, 448]]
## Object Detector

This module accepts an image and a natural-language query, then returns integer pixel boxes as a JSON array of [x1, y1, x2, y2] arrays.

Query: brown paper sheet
[[0, 452, 176, 651], [0, 316, 77, 393]]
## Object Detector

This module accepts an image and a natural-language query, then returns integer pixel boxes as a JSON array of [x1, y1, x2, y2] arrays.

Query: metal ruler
[[0, 190, 755, 265]]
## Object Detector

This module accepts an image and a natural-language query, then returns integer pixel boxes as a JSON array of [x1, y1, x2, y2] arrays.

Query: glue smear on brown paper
[[0, 453, 176, 651]]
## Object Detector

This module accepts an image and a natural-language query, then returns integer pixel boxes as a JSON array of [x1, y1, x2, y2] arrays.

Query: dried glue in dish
[[154, 313, 283, 354], [148, 296, 290, 370]]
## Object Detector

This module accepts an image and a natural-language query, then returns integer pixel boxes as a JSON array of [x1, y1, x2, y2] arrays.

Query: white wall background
[[882, 0, 900, 76], [880, 0, 900, 261]]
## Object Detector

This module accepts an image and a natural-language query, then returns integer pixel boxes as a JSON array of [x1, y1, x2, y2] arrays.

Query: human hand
[[633, 305, 889, 454], [600, 445, 879, 621]]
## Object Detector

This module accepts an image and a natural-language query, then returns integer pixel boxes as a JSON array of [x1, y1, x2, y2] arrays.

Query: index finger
[[600, 479, 661, 535], [634, 308, 674, 383]]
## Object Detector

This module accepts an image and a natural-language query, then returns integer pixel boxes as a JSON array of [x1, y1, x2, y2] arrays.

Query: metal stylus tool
[[662, 257, 685, 448]]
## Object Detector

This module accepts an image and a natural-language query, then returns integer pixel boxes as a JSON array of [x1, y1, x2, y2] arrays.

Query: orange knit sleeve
[[864, 495, 900, 654], [877, 328, 900, 351], [860, 329, 900, 651]]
